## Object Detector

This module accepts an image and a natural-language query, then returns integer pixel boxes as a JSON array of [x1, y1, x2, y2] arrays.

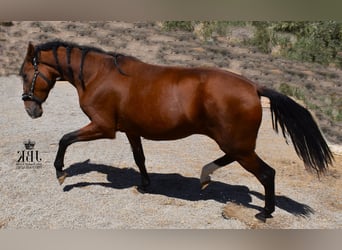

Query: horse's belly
[[140, 127, 196, 141], [117, 115, 202, 140]]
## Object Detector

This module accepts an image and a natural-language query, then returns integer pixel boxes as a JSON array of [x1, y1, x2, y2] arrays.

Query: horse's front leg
[[54, 122, 115, 184]]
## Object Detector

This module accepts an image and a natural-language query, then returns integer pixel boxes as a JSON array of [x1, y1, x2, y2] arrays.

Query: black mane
[[33, 40, 125, 89], [34, 40, 108, 56]]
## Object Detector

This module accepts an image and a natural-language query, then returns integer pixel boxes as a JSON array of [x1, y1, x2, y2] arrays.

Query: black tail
[[258, 86, 333, 174]]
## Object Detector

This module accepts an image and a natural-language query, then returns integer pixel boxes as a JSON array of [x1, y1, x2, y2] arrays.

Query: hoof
[[200, 180, 211, 190], [56, 171, 68, 185], [255, 211, 273, 222], [136, 185, 149, 194], [136, 180, 151, 193], [200, 173, 211, 190], [136, 185, 146, 194]]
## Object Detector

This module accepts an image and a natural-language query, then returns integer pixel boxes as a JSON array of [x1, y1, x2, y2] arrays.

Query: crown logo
[[24, 140, 35, 150]]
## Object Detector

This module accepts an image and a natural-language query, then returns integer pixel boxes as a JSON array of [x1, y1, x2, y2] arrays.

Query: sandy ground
[[0, 21, 341, 229]]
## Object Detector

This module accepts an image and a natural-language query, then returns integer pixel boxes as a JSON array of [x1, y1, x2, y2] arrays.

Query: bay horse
[[20, 40, 333, 221]]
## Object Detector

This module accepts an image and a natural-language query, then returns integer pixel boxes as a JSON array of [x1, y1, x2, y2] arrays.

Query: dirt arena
[[0, 22, 341, 229]]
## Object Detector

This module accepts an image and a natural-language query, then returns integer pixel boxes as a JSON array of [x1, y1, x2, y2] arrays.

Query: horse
[[19, 40, 333, 221]]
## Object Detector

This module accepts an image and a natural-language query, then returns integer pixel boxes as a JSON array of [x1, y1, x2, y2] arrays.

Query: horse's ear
[[25, 42, 35, 61]]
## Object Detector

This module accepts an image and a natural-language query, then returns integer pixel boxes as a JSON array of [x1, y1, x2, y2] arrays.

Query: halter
[[22, 57, 55, 105]]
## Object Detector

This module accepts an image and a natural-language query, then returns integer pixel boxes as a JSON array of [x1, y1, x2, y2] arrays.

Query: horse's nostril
[[25, 105, 42, 119]]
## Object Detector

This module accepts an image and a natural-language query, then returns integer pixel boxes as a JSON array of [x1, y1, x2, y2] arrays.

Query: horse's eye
[[22, 74, 28, 81]]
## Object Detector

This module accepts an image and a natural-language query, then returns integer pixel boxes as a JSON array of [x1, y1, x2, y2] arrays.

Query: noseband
[[22, 57, 55, 105]]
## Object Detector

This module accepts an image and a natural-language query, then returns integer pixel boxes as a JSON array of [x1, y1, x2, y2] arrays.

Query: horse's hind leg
[[237, 152, 275, 221], [200, 154, 234, 189], [126, 133, 150, 190]]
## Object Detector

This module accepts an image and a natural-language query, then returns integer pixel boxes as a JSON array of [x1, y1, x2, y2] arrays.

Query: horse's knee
[[59, 131, 77, 148]]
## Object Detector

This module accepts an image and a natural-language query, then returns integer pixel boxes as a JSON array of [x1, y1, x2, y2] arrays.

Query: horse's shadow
[[63, 160, 314, 218]]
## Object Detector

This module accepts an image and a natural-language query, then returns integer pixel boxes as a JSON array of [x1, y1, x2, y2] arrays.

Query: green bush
[[250, 21, 342, 67], [162, 21, 195, 32], [161, 21, 342, 68], [197, 21, 239, 40], [248, 22, 273, 53], [162, 21, 244, 40]]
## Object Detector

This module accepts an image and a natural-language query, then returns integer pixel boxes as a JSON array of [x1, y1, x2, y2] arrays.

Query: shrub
[[162, 21, 195, 32], [250, 21, 342, 67]]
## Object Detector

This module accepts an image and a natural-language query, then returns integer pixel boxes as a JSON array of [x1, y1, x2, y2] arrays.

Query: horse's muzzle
[[25, 102, 43, 119]]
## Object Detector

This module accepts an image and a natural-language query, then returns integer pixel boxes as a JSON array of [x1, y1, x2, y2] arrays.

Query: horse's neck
[[40, 48, 92, 90]]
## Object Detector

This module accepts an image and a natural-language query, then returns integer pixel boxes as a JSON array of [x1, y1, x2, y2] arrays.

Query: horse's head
[[19, 42, 58, 118]]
